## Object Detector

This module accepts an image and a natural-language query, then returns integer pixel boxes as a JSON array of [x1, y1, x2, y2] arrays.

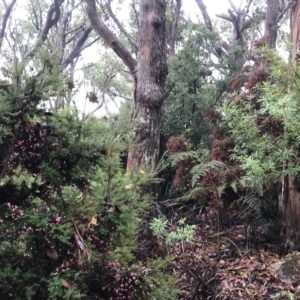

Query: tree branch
[[195, 0, 228, 58], [228, 0, 238, 12], [228, 9, 238, 24], [24, 0, 64, 60], [31, 2, 40, 31], [85, 0, 137, 75], [194, 0, 213, 31], [130, 1, 139, 33], [240, 0, 253, 30], [60, 0, 82, 48], [2, 0, 8, 10], [105, 0, 138, 52], [0, 0, 16, 51], [169, 0, 181, 56], [61, 26, 93, 67], [215, 13, 233, 22], [108, 88, 131, 101], [277, 0, 294, 23], [65, 27, 85, 45]]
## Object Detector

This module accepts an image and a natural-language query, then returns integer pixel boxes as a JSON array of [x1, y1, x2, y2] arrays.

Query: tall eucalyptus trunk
[[127, 0, 168, 171], [86, 0, 168, 172]]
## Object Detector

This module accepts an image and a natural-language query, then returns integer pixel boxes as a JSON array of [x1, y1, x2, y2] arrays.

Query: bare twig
[[80, 36, 100, 51]]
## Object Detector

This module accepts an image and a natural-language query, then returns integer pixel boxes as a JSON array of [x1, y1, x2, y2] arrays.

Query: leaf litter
[[156, 203, 300, 300]]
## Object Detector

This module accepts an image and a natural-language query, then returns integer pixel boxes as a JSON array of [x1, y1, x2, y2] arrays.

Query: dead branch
[[240, 0, 253, 29], [65, 26, 85, 45], [60, 3, 82, 49], [31, 2, 40, 31], [2, 0, 8, 9]]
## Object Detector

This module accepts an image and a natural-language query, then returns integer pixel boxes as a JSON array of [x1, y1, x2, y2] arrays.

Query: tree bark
[[291, 0, 300, 66], [279, 0, 300, 243], [86, 0, 168, 171], [265, 0, 280, 48], [127, 0, 168, 171]]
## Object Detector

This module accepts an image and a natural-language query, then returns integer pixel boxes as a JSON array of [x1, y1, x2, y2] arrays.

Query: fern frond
[[168, 150, 203, 166], [238, 192, 262, 219], [187, 186, 209, 199], [190, 160, 226, 187]]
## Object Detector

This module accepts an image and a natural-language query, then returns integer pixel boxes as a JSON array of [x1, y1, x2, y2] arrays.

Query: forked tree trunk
[[127, 0, 168, 171]]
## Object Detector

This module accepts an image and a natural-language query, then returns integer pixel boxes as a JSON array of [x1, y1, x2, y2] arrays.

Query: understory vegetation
[[2, 0, 300, 299]]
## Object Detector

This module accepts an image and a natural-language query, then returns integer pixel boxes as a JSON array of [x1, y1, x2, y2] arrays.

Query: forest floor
[[157, 202, 300, 300]]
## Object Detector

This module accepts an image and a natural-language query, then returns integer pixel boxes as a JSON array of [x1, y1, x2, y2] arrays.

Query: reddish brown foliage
[[205, 106, 221, 125], [166, 135, 187, 154], [167, 135, 190, 188]]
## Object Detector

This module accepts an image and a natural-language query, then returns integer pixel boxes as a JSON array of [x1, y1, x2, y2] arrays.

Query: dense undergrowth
[[0, 75, 179, 299]]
